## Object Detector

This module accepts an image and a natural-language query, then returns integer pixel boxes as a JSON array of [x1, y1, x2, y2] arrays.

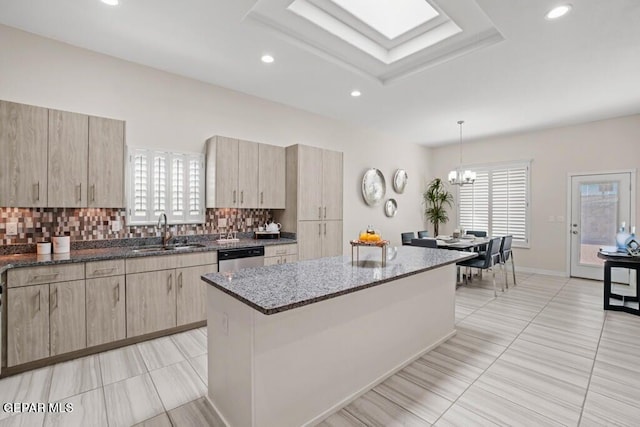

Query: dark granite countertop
[[0, 238, 297, 275], [202, 246, 476, 315]]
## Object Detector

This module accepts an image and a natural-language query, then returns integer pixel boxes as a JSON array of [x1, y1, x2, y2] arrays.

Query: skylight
[[330, 0, 439, 40]]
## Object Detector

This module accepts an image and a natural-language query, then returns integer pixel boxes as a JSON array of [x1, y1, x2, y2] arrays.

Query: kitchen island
[[201, 246, 475, 427]]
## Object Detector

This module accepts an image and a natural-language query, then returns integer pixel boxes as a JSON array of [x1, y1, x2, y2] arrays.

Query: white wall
[[0, 24, 430, 251], [429, 114, 640, 274]]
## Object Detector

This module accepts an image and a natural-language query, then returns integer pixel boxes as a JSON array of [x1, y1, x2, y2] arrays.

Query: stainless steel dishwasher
[[218, 247, 265, 272]]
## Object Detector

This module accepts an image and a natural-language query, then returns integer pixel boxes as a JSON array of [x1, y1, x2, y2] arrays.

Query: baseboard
[[302, 329, 458, 427], [515, 266, 568, 277], [205, 396, 232, 427]]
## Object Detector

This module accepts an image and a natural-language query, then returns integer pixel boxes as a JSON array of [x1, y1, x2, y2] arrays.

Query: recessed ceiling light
[[546, 4, 572, 20], [261, 55, 274, 64], [101, 0, 119, 6], [350, 90, 361, 97]]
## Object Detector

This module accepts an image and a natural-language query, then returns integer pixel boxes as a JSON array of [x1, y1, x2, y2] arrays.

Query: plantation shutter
[[459, 170, 489, 232], [457, 161, 530, 246]]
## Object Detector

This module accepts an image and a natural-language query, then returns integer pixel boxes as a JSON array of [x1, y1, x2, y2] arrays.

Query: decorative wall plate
[[384, 199, 398, 217], [362, 168, 386, 206], [392, 169, 408, 193]]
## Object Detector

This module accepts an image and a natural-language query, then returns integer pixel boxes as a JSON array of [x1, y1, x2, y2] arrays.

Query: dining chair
[[401, 232, 416, 246], [466, 230, 488, 278], [417, 230, 429, 238], [411, 238, 437, 248], [498, 235, 517, 288], [456, 237, 503, 297]]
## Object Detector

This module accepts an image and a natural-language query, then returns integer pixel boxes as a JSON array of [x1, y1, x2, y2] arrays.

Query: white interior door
[[570, 172, 632, 282]]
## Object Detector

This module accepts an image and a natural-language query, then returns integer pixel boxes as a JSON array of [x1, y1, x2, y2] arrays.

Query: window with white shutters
[[457, 161, 530, 247], [127, 148, 205, 225]]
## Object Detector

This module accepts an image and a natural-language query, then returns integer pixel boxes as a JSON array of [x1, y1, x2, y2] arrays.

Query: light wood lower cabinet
[[86, 276, 125, 347], [50, 280, 86, 356], [298, 221, 342, 260], [126, 269, 177, 337], [264, 244, 299, 266], [176, 264, 216, 326], [7, 284, 49, 367]]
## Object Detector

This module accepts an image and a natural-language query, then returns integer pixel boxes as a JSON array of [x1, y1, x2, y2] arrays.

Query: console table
[[597, 250, 640, 315]]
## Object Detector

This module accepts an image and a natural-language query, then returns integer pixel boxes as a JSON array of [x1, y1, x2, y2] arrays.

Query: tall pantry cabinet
[[277, 145, 343, 260]]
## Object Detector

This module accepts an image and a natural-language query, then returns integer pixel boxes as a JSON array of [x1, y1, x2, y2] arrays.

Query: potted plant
[[423, 178, 453, 236]]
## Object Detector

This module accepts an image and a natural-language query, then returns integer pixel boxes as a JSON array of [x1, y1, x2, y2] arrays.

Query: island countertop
[[202, 246, 476, 315]]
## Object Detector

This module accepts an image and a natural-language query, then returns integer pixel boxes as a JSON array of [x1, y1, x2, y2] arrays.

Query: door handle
[[34, 182, 40, 201], [77, 183, 82, 202], [572, 230, 578, 234], [318, 206, 322, 219], [178, 272, 183, 289], [240, 190, 244, 204], [233, 190, 236, 204], [260, 191, 264, 204], [572, 223, 578, 227], [318, 223, 321, 236], [90, 185, 96, 202], [52, 287, 58, 310], [168, 273, 173, 293], [115, 282, 120, 302], [35, 289, 41, 312], [324, 207, 327, 219]]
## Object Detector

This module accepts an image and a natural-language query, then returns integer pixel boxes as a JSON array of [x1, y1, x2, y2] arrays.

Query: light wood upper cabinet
[[126, 269, 177, 337], [176, 264, 215, 326], [48, 110, 89, 207], [0, 100, 48, 207], [322, 150, 343, 221], [298, 145, 324, 220], [206, 136, 238, 208], [258, 143, 285, 208], [238, 140, 259, 207], [7, 284, 49, 367], [88, 116, 125, 207], [50, 280, 86, 356], [86, 275, 125, 347]]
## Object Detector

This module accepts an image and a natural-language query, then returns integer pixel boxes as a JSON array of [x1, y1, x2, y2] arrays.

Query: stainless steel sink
[[130, 243, 206, 253]]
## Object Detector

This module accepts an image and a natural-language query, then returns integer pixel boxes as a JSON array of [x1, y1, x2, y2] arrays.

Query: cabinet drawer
[[175, 251, 217, 268], [8, 264, 84, 288], [126, 255, 178, 274], [86, 259, 125, 278], [265, 244, 297, 257]]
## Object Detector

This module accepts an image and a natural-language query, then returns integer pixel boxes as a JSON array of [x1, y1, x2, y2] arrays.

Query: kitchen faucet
[[157, 213, 173, 247]]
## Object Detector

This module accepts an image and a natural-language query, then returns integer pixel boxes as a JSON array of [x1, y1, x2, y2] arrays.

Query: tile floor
[[1, 272, 639, 426]]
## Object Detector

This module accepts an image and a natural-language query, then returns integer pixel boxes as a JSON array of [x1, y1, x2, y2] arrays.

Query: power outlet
[[112, 220, 121, 232], [6, 222, 18, 236]]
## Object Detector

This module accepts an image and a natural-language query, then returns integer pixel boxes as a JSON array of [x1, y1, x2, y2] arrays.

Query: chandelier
[[448, 120, 476, 186]]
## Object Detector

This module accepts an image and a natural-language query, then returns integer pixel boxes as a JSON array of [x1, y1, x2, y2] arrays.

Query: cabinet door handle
[[35, 289, 41, 312], [241, 190, 244, 204], [77, 183, 82, 202], [318, 206, 322, 219], [277, 258, 281, 265], [324, 223, 327, 235], [233, 190, 236, 204], [260, 191, 264, 204], [115, 282, 120, 302], [52, 287, 58, 310], [32, 273, 60, 282], [33, 182, 40, 202], [90, 185, 95, 202], [318, 224, 321, 236], [168, 273, 173, 293], [324, 206, 327, 219], [178, 272, 183, 289]]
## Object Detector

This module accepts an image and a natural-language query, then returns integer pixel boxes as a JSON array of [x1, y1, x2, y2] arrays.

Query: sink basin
[[130, 243, 206, 253]]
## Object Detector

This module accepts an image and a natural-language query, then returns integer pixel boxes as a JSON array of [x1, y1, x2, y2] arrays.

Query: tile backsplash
[[0, 207, 272, 245]]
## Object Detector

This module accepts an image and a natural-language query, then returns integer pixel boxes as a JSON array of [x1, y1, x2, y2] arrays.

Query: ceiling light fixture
[[101, 0, 119, 6], [545, 4, 572, 20], [350, 90, 361, 97], [448, 120, 476, 186], [261, 54, 274, 63]]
